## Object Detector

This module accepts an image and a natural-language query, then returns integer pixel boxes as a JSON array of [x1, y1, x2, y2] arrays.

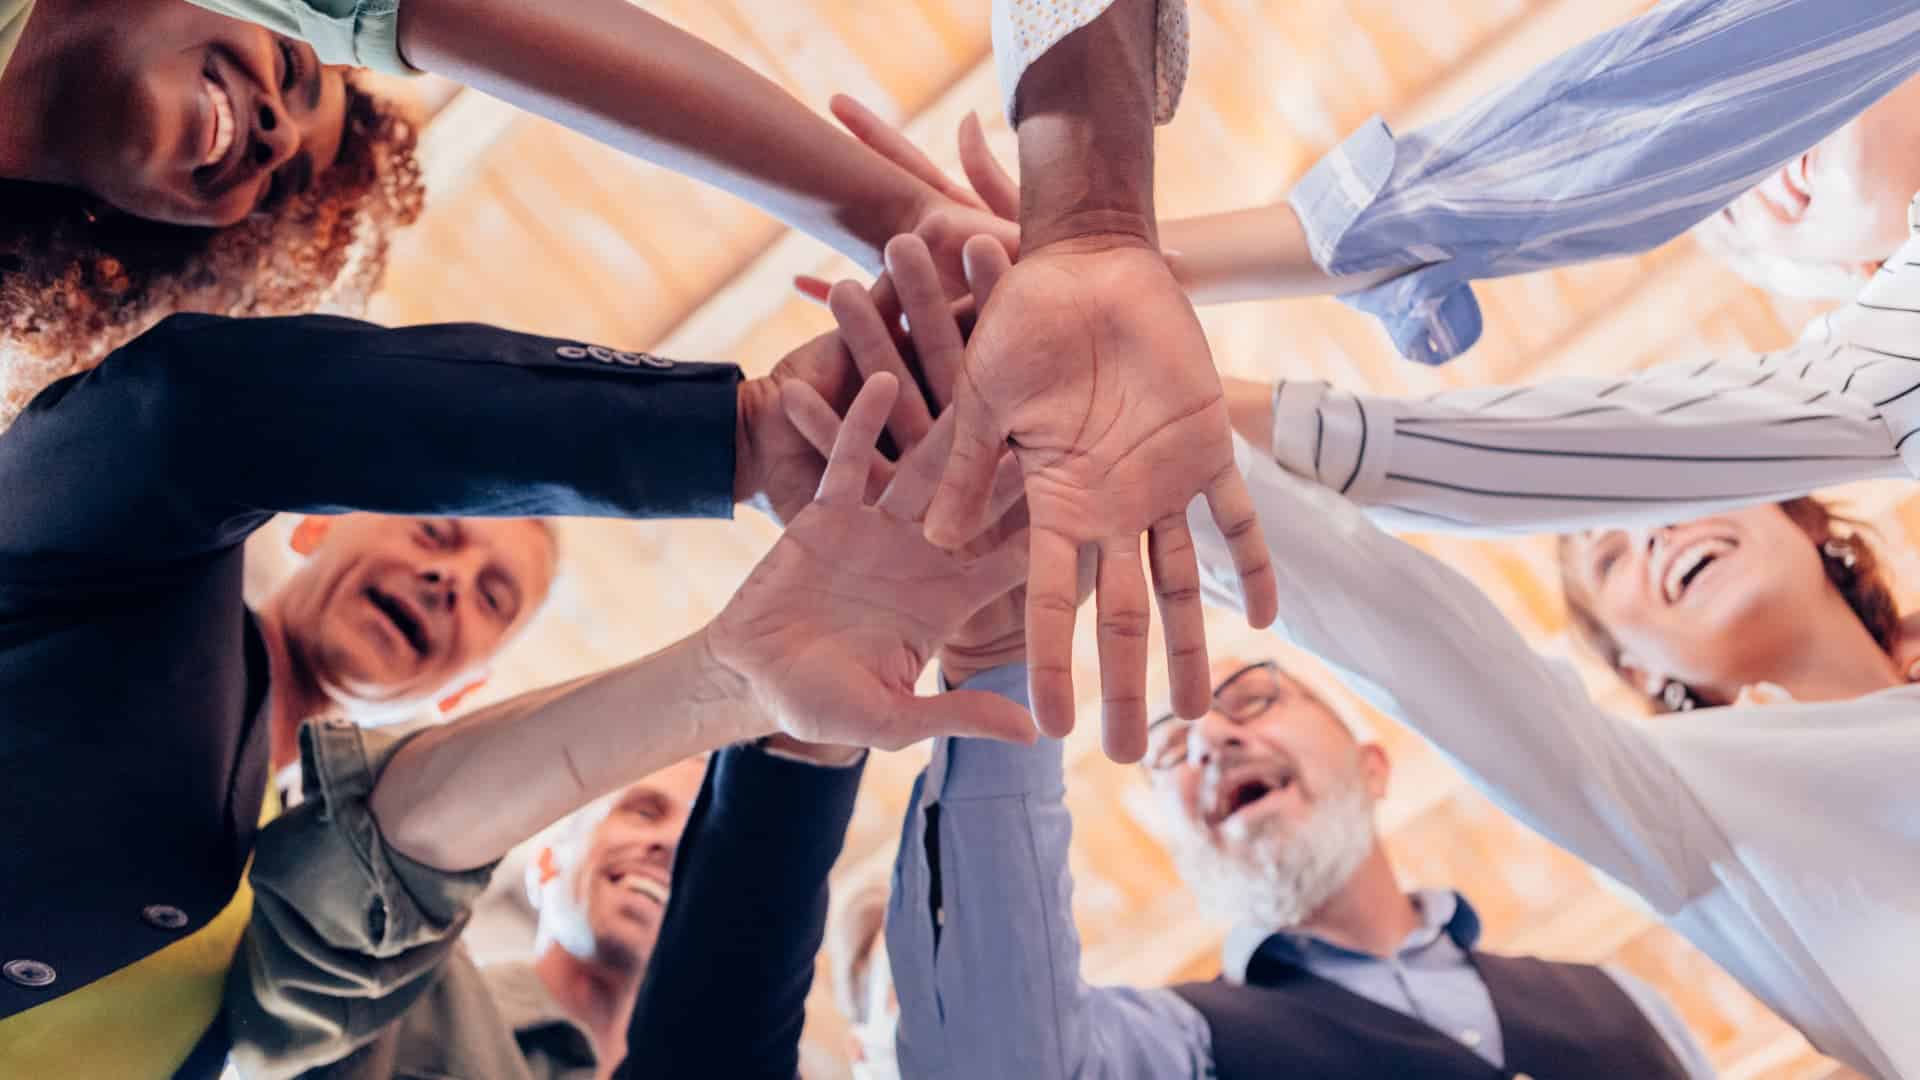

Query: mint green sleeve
[[185, 0, 417, 74]]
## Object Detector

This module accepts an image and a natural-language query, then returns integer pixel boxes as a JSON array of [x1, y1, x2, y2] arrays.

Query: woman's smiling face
[[53, 0, 349, 226]]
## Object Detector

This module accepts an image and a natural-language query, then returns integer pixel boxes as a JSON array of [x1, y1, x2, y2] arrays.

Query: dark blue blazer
[[0, 314, 739, 1044], [627, 745, 866, 1080]]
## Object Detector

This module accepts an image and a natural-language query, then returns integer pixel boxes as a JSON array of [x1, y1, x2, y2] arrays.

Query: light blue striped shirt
[[1290, 0, 1920, 365]]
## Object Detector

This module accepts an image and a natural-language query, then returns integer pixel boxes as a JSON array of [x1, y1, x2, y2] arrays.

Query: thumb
[[898, 688, 1038, 745]]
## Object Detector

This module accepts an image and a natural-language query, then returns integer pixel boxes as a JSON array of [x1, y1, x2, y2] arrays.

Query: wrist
[[690, 626, 773, 742], [757, 733, 866, 767], [1221, 376, 1276, 457], [732, 378, 774, 506]]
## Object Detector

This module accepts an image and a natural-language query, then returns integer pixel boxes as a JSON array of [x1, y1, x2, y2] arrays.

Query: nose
[[247, 93, 300, 173], [418, 567, 459, 613], [1187, 711, 1245, 768]]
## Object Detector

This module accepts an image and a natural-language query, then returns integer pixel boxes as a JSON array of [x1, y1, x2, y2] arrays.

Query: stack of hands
[[722, 172, 1277, 766]]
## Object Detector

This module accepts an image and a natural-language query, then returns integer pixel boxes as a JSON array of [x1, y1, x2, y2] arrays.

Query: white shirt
[[1190, 430, 1920, 1080], [1261, 219, 1920, 538], [992, 0, 1188, 124]]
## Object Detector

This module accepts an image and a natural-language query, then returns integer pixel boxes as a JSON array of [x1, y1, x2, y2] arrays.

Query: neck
[[0, 0, 95, 185], [254, 601, 335, 771], [533, 945, 642, 1077], [1711, 603, 1903, 705], [1292, 845, 1419, 959]]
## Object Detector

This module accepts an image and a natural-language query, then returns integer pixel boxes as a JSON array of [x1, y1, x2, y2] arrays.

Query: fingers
[[886, 235, 967, 413], [829, 278, 934, 453], [958, 112, 1020, 221], [922, 370, 1003, 549], [966, 523, 1030, 599], [1206, 468, 1280, 629], [1148, 513, 1210, 719], [900, 689, 1038, 745], [830, 94, 984, 211], [780, 379, 896, 491], [963, 234, 1013, 311], [816, 373, 899, 504], [1094, 537, 1152, 764], [983, 450, 1027, 526], [878, 409, 956, 520], [1025, 527, 1083, 740]]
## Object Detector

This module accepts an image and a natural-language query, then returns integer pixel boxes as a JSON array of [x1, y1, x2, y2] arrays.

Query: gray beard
[[1171, 769, 1376, 930]]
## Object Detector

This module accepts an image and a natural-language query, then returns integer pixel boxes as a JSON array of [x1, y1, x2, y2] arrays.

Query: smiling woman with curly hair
[[0, 74, 422, 427]]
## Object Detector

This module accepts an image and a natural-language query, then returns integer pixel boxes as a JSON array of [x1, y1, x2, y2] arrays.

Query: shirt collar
[[1220, 889, 1483, 985]]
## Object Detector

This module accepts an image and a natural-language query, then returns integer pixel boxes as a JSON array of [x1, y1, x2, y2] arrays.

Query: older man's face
[[278, 515, 557, 707], [574, 758, 707, 973], [1145, 658, 1376, 866]]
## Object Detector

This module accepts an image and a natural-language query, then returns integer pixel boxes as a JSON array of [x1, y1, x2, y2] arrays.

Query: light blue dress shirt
[[886, 664, 1713, 1079], [1290, 0, 1920, 364]]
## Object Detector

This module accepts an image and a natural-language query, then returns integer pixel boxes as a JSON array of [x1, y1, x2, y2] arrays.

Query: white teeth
[[1663, 539, 1734, 603], [203, 78, 235, 168], [613, 875, 669, 904]]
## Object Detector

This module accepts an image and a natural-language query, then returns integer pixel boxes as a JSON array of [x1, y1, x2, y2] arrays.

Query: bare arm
[[1160, 205, 1402, 304], [368, 630, 764, 873], [394, 0, 964, 275]]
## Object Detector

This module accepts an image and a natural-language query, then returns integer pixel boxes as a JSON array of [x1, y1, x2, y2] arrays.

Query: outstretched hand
[[927, 234, 1280, 763], [709, 373, 1035, 751]]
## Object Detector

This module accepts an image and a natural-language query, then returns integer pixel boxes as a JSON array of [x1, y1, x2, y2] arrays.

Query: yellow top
[[0, 784, 280, 1078], [0, 0, 31, 81]]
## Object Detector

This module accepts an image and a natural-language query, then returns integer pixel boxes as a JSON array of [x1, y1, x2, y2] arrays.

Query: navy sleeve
[[0, 313, 740, 583], [625, 745, 866, 1079]]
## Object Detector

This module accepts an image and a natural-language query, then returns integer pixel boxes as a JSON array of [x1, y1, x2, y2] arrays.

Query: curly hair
[[0, 74, 425, 429], [1558, 497, 1902, 712]]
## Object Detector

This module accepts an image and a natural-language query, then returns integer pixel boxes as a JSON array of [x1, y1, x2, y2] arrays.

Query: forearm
[[629, 744, 865, 1078], [1014, 0, 1159, 250], [397, 0, 928, 271], [891, 669, 1210, 1078], [1230, 345, 1908, 536], [1161, 205, 1403, 305], [368, 630, 770, 873], [1189, 438, 1716, 911]]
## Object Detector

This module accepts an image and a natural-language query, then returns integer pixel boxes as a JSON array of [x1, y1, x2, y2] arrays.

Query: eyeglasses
[[1144, 660, 1285, 772]]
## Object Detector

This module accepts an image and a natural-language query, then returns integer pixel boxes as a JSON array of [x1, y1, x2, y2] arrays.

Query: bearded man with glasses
[[885, 654, 1719, 1080]]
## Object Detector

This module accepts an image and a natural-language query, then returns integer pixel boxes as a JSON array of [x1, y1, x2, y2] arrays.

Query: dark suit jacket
[[0, 314, 739, 1040], [626, 744, 866, 1079]]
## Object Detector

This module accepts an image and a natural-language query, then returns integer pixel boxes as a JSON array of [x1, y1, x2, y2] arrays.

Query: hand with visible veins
[[710, 372, 1035, 751], [792, 234, 1087, 691]]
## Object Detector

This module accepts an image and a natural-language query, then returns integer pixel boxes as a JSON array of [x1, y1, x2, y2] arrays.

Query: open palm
[[926, 238, 1279, 762], [710, 374, 1034, 751]]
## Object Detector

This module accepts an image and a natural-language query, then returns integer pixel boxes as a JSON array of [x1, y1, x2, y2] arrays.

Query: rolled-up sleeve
[[1290, 0, 1920, 364], [187, 0, 413, 73], [225, 719, 497, 1077]]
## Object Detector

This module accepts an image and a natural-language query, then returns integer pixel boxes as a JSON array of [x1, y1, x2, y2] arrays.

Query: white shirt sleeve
[[1264, 234, 1920, 536], [993, 0, 1188, 124], [1189, 436, 1735, 915]]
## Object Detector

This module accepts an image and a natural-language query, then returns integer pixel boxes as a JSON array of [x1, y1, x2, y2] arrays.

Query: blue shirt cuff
[[926, 664, 1065, 801], [1288, 117, 1484, 365]]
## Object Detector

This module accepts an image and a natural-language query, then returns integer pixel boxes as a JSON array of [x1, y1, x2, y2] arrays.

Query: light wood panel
[[295, 3, 1893, 1075]]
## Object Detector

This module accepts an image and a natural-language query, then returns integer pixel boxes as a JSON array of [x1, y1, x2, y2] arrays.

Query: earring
[[1660, 680, 1698, 712], [1822, 538, 1858, 572]]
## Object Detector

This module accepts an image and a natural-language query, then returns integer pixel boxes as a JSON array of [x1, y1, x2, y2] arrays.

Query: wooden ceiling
[[282, 1, 1910, 1075]]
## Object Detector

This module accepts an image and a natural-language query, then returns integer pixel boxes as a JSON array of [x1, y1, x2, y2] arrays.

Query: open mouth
[[1205, 762, 1295, 828], [606, 870, 670, 908], [193, 54, 247, 194], [200, 75, 235, 169], [1662, 537, 1735, 605], [365, 586, 429, 657]]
